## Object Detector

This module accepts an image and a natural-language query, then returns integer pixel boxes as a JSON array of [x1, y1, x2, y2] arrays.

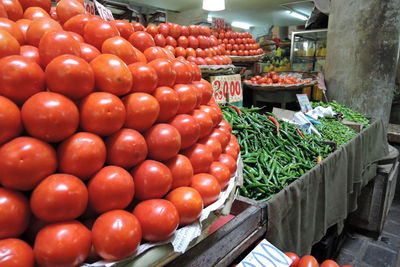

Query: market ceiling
[[128, 0, 314, 27]]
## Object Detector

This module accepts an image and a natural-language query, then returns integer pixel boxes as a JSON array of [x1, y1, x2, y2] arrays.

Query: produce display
[[222, 106, 332, 201], [147, 22, 232, 66], [315, 118, 357, 146], [211, 27, 264, 57], [260, 55, 291, 72], [0, 1, 241, 266], [244, 71, 311, 85], [285, 252, 346, 267]]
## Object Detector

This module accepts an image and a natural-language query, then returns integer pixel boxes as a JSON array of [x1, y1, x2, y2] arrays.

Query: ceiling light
[[287, 10, 308, 21], [202, 0, 225, 11], [231, 21, 252, 30]]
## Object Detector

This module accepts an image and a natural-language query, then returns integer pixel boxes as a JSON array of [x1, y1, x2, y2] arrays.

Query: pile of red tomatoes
[[244, 72, 310, 85], [0, 0, 240, 266], [285, 252, 351, 267], [211, 28, 264, 56], [147, 22, 232, 65]]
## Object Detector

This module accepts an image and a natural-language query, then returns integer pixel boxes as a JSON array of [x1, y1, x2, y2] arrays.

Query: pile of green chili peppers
[[222, 106, 333, 201], [315, 118, 357, 146]]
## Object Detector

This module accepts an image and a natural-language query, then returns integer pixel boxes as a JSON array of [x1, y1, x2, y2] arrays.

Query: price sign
[[84, 0, 95, 15], [296, 93, 312, 113], [212, 17, 225, 29], [94, 0, 114, 21], [210, 74, 242, 104]]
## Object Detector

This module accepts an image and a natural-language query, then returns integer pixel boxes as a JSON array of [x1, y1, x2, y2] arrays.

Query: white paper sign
[[84, 0, 95, 15], [94, 0, 114, 21], [210, 74, 242, 104], [237, 239, 292, 267]]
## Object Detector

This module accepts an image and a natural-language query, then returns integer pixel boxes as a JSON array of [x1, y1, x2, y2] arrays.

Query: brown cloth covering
[[266, 119, 388, 255]]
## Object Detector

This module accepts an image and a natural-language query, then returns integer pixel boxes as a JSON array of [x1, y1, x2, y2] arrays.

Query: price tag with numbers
[[94, 0, 114, 21], [210, 74, 242, 104], [84, 0, 95, 15]]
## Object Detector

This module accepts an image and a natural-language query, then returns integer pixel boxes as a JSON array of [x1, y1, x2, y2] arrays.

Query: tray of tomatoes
[[199, 64, 237, 75], [243, 71, 316, 90], [228, 54, 264, 63]]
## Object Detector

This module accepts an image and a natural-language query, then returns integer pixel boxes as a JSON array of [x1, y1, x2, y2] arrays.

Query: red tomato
[[157, 23, 169, 37], [190, 109, 213, 138], [153, 33, 166, 47], [146, 23, 158, 37], [177, 35, 188, 48], [149, 58, 176, 87], [128, 31, 155, 52], [102, 36, 137, 65], [83, 19, 119, 50], [0, 18, 24, 45], [208, 161, 231, 189], [110, 20, 133, 40], [169, 114, 200, 149], [132, 22, 144, 32], [195, 48, 204, 58], [63, 14, 91, 36], [0, 96, 21, 146], [21, 92, 78, 142], [191, 63, 202, 81], [0, 29, 19, 59], [169, 23, 181, 39], [106, 128, 147, 168], [195, 56, 206, 65], [193, 80, 212, 104], [131, 160, 172, 200], [133, 199, 179, 241], [19, 0, 51, 11], [23, 6, 49, 20], [181, 25, 189, 36], [189, 25, 199, 36], [224, 144, 239, 160], [58, 132, 106, 180], [171, 59, 193, 84], [45, 54, 94, 100], [320, 260, 340, 267], [166, 154, 193, 189], [127, 62, 158, 94], [183, 143, 213, 174], [218, 120, 232, 133], [88, 166, 134, 213], [34, 221, 91, 267], [152, 86, 179, 122], [173, 46, 185, 57], [191, 173, 221, 206], [0, 3, 7, 18], [143, 46, 168, 62], [185, 48, 195, 58], [199, 136, 222, 161], [198, 105, 219, 127], [209, 128, 230, 150], [31, 174, 88, 222], [123, 92, 160, 132], [92, 210, 141, 261], [26, 18, 61, 46], [15, 19, 31, 40], [174, 84, 197, 114], [218, 153, 237, 175], [56, 0, 84, 23], [80, 92, 125, 136], [298, 255, 319, 267], [90, 54, 132, 96], [145, 123, 181, 161], [166, 187, 203, 226], [198, 35, 210, 49], [164, 44, 175, 55], [165, 35, 177, 47], [1, 0, 22, 21], [188, 35, 199, 49], [0, 238, 34, 267], [0, 188, 30, 239], [69, 31, 84, 43], [79, 42, 100, 62]]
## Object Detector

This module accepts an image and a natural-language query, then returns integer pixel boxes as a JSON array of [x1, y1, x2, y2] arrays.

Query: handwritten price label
[[94, 0, 114, 21], [210, 74, 242, 104], [84, 0, 95, 15]]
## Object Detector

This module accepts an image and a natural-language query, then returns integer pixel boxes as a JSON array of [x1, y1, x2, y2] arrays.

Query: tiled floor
[[335, 195, 400, 266]]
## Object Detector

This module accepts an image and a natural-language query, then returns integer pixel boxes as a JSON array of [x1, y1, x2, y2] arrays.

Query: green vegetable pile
[[312, 101, 370, 127], [315, 118, 357, 146], [222, 106, 333, 201]]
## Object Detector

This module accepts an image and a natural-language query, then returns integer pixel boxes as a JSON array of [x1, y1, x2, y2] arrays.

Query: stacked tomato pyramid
[[211, 27, 263, 57], [0, 0, 240, 265]]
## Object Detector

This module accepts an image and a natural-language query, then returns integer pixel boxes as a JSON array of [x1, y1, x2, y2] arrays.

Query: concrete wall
[[325, 0, 400, 123]]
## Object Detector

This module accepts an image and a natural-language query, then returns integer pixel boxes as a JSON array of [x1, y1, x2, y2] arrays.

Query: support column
[[325, 0, 400, 123]]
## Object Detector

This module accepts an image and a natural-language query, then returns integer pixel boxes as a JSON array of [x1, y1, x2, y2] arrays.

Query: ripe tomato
[[169, 23, 181, 39], [83, 19, 119, 50], [92, 210, 141, 261], [208, 128, 230, 150], [133, 199, 179, 241], [127, 62, 158, 94], [218, 153, 237, 175], [63, 14, 91, 36], [90, 54, 132, 96], [190, 109, 213, 138], [191, 173, 221, 206], [56, 0, 84, 23], [31, 174, 88, 222], [0, 188, 30, 239], [171, 59, 193, 84], [164, 44, 175, 56], [0, 238, 34, 267], [183, 143, 213, 174], [58, 132, 106, 180], [23, 7, 49, 20], [218, 120, 232, 133], [298, 255, 319, 267], [80, 92, 126, 136], [34, 221, 91, 267], [153, 33, 166, 47], [199, 136, 222, 161], [149, 58, 176, 87], [165, 35, 177, 47], [132, 22, 144, 31], [45, 54, 94, 100], [128, 31, 155, 52], [157, 23, 169, 37], [0, 3, 7, 18], [152, 86, 179, 122], [68, 31, 83, 42], [19, 0, 51, 12], [102, 36, 137, 65], [177, 35, 189, 48], [143, 46, 169, 62], [224, 144, 239, 160], [146, 23, 158, 37], [208, 161, 231, 189], [131, 160, 172, 200], [0, 29, 19, 58], [193, 81, 212, 104], [79, 42, 100, 62], [109, 19, 133, 40], [0, 96, 21, 145], [181, 25, 189, 36], [106, 128, 147, 168], [174, 84, 197, 114], [199, 105, 219, 127], [320, 260, 339, 267], [188, 35, 199, 49], [123, 92, 160, 132], [1, 0, 22, 21], [191, 63, 202, 81], [175, 46, 186, 57], [0, 18, 24, 45], [169, 114, 200, 149], [38, 30, 81, 66], [21, 92, 78, 142], [88, 166, 134, 213], [15, 18, 31, 40], [186, 47, 196, 57], [145, 123, 181, 161], [166, 187, 203, 226], [166, 154, 193, 189], [285, 252, 300, 267], [189, 25, 199, 36]]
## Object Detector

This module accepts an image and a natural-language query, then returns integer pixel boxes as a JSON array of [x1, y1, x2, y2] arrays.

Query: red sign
[[212, 17, 225, 29], [84, 0, 95, 15], [210, 74, 242, 104]]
